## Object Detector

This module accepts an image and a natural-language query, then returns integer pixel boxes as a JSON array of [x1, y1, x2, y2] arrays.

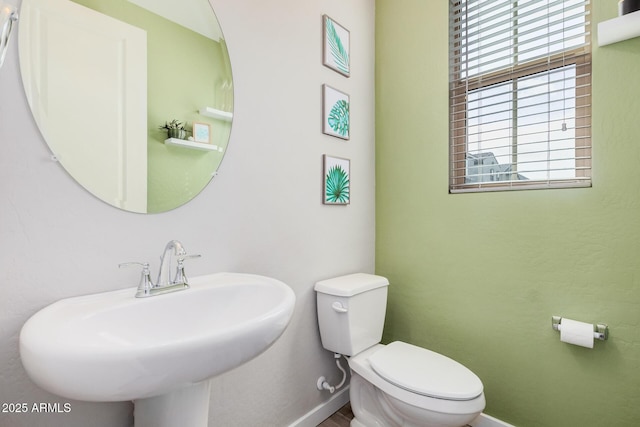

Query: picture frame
[[322, 15, 350, 77], [322, 85, 350, 140], [192, 122, 211, 144], [323, 155, 350, 205]]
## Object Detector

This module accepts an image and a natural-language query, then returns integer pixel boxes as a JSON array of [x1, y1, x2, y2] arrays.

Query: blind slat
[[453, 0, 588, 38], [452, 0, 581, 21], [455, 7, 589, 48], [452, 25, 590, 66]]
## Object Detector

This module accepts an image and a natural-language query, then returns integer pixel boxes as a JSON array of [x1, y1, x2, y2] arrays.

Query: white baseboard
[[470, 413, 516, 427], [288, 386, 350, 427], [288, 388, 514, 427]]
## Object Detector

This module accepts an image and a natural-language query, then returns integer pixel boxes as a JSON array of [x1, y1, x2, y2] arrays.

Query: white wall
[[0, 0, 375, 425]]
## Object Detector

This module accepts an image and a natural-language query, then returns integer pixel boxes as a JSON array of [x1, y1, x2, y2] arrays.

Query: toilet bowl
[[349, 343, 485, 427], [315, 274, 485, 427]]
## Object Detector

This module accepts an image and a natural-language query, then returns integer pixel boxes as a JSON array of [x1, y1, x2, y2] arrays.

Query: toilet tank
[[315, 273, 389, 356]]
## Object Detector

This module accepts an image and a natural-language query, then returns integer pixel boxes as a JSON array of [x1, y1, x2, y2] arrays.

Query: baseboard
[[287, 388, 514, 427], [470, 412, 516, 427], [288, 386, 350, 427]]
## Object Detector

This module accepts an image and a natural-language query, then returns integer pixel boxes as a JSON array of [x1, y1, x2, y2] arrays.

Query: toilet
[[315, 273, 485, 427]]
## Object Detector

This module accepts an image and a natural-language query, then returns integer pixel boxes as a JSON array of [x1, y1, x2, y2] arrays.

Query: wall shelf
[[164, 138, 224, 152], [199, 106, 233, 122], [598, 10, 640, 46]]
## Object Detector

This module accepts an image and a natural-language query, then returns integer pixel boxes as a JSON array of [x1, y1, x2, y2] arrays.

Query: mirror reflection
[[19, 0, 233, 213]]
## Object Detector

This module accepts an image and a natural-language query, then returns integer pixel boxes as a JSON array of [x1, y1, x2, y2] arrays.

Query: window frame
[[449, 0, 592, 193]]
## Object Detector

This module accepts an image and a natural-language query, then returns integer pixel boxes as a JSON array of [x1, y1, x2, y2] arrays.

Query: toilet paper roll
[[560, 318, 594, 348]]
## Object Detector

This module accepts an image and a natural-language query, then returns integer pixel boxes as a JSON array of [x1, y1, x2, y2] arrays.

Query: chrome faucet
[[119, 240, 201, 298], [157, 240, 186, 287]]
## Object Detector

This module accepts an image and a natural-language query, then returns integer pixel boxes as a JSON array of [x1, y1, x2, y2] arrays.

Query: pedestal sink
[[20, 272, 296, 427]]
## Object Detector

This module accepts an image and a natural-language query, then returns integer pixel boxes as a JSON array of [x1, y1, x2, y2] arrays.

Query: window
[[449, 0, 591, 192]]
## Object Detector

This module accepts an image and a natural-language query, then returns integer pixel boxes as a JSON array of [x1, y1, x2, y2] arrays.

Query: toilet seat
[[349, 344, 486, 417], [368, 341, 483, 401]]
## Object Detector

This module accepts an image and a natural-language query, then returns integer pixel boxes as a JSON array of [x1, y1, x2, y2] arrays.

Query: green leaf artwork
[[328, 99, 350, 138], [325, 164, 350, 204], [323, 85, 350, 140], [325, 17, 350, 75]]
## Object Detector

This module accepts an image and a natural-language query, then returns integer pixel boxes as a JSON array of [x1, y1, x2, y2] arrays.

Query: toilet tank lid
[[315, 273, 389, 296]]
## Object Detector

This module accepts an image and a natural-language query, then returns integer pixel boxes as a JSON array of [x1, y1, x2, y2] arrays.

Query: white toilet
[[315, 273, 485, 427]]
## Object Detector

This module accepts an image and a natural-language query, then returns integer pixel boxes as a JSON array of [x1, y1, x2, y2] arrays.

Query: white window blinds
[[449, 0, 592, 193]]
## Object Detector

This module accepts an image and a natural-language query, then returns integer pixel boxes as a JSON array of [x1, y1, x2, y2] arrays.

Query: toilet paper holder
[[552, 316, 609, 341]]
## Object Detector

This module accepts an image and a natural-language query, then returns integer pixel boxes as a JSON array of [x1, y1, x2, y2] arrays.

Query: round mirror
[[18, 0, 233, 213]]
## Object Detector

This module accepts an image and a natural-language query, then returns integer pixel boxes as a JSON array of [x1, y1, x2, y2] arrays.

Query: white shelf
[[164, 138, 224, 152], [598, 10, 640, 46], [199, 107, 233, 122]]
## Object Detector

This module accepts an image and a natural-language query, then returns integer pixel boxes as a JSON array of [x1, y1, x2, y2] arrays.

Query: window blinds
[[449, 0, 591, 192]]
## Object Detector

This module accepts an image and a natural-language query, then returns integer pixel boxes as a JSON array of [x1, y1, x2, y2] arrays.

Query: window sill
[[450, 180, 592, 194]]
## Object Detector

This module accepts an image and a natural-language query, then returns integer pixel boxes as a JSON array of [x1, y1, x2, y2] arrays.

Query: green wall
[[375, 1, 640, 426], [146, 19, 230, 213]]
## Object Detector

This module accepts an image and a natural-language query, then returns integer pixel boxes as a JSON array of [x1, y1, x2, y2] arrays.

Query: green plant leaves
[[159, 119, 185, 130], [328, 100, 350, 137], [325, 165, 350, 203], [326, 18, 349, 74]]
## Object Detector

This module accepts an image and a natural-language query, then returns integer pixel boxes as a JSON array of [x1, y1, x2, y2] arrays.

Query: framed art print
[[192, 122, 211, 144], [323, 155, 350, 205], [323, 15, 350, 77], [323, 85, 350, 140]]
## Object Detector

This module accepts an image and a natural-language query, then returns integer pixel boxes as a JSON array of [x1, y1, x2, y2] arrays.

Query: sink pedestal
[[134, 380, 212, 427]]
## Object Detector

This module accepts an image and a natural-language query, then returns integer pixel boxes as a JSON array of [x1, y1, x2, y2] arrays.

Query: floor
[[317, 403, 353, 427], [317, 402, 474, 427]]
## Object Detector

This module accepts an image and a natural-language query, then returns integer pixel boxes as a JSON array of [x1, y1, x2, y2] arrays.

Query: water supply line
[[316, 353, 347, 394]]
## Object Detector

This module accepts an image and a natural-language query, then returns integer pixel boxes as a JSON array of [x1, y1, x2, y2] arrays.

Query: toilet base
[[350, 418, 367, 427]]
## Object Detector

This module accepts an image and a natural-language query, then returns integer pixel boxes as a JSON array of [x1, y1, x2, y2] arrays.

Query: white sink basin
[[20, 272, 296, 403]]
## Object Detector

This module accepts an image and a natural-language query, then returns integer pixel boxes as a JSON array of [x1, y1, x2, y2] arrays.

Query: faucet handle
[[174, 254, 201, 285], [119, 262, 154, 297], [119, 261, 147, 268]]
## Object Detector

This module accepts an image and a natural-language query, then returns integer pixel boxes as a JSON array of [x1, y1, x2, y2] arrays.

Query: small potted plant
[[159, 119, 187, 139]]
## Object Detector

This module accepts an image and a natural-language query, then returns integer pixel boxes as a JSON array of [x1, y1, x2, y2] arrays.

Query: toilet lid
[[368, 341, 483, 401]]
